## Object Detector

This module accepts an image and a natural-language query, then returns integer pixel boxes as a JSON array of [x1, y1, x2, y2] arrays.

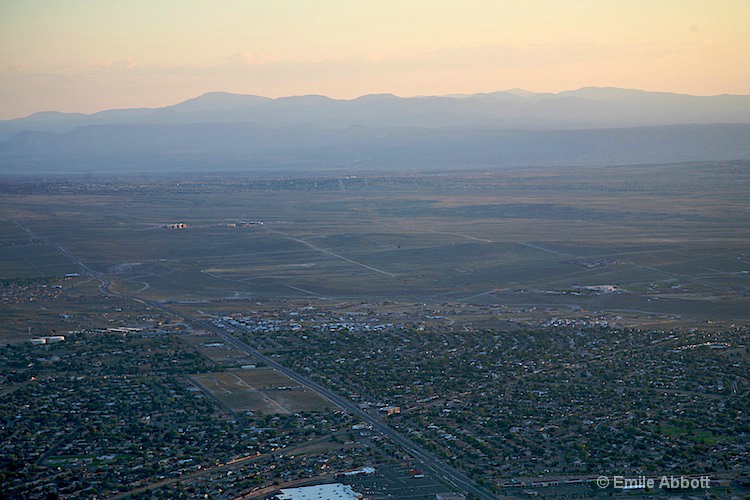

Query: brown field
[[181, 333, 257, 366], [190, 368, 332, 414], [1, 163, 749, 332]]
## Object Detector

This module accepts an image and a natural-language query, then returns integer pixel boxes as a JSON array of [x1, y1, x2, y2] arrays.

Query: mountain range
[[2, 87, 750, 175]]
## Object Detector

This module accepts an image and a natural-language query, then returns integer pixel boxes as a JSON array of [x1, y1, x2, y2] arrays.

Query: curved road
[[57, 243, 497, 499]]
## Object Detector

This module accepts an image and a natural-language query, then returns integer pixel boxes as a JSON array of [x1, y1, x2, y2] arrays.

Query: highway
[[195, 317, 497, 500], [55, 243, 498, 499], [56, 245, 113, 295]]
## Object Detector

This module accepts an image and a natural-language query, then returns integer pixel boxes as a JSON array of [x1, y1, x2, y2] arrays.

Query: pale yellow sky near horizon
[[1, 0, 749, 119]]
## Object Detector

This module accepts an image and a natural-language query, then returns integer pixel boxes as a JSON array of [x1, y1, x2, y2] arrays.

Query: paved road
[[55, 243, 497, 499], [110, 436, 336, 499], [268, 228, 397, 277], [193, 317, 497, 499], [56, 245, 113, 295]]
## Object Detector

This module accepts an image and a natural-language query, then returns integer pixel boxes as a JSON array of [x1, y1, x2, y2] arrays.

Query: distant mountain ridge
[[2, 87, 750, 175], [3, 87, 750, 141]]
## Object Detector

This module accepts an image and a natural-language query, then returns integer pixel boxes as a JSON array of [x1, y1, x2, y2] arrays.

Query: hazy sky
[[1, 0, 749, 119]]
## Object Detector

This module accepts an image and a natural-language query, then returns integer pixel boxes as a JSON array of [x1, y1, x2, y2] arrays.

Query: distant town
[[2, 281, 748, 498], [1, 166, 749, 498]]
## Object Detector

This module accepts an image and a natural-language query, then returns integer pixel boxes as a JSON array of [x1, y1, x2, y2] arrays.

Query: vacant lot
[[181, 333, 257, 366], [190, 368, 332, 414]]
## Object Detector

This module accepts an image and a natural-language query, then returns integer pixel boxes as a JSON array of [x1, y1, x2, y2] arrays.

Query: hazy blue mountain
[[2, 122, 749, 176], [163, 91, 272, 112], [3, 87, 750, 142], [2, 88, 749, 175]]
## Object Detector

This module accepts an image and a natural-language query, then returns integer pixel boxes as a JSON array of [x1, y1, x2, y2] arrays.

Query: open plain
[[1, 162, 749, 333], [2, 162, 750, 498]]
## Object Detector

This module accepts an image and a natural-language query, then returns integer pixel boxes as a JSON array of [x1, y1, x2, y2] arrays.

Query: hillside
[[2, 88, 750, 175]]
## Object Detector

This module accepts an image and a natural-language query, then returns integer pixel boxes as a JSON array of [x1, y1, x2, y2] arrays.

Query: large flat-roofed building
[[276, 483, 360, 500]]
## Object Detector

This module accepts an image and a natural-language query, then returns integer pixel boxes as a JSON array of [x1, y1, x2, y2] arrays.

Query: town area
[[1, 288, 749, 498]]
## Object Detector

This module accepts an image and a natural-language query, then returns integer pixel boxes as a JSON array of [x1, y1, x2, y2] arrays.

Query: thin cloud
[[225, 50, 278, 66]]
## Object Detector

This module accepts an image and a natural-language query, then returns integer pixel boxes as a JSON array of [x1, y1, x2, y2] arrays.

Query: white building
[[276, 483, 360, 500]]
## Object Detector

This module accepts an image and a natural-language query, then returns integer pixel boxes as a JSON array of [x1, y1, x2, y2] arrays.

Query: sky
[[1, 0, 749, 119]]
